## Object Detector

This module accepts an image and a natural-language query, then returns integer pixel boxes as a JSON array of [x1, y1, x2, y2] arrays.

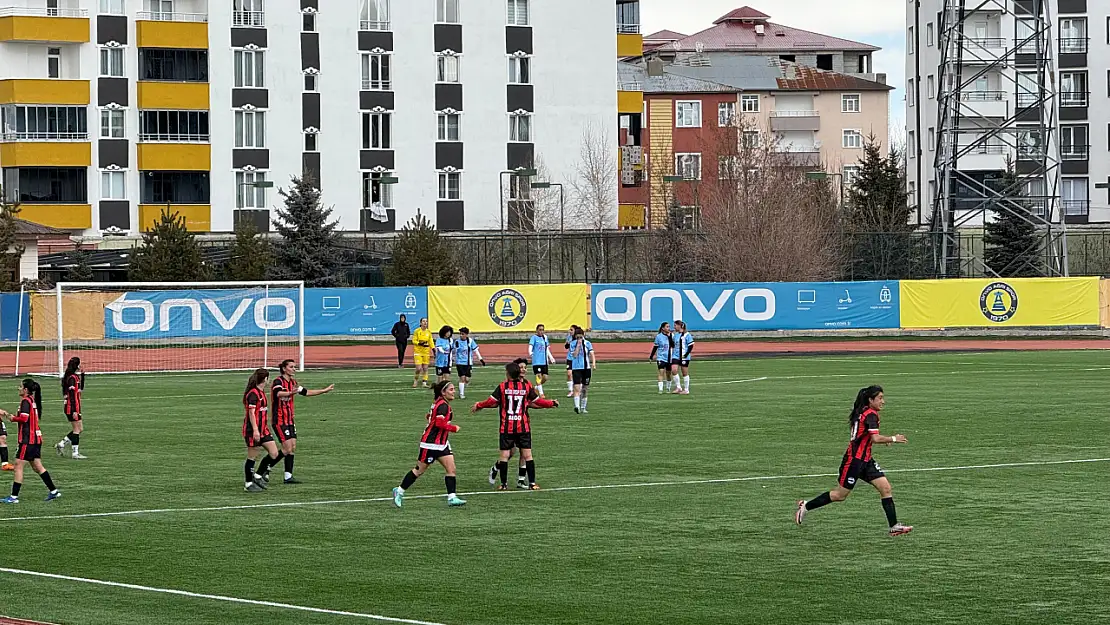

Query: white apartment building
[[0, 0, 620, 235]]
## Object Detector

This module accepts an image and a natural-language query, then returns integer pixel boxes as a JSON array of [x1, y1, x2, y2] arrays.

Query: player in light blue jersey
[[451, 327, 485, 399], [568, 328, 596, 414], [434, 326, 454, 384], [673, 320, 695, 394], [648, 322, 675, 394], [563, 325, 579, 397], [528, 324, 555, 397]]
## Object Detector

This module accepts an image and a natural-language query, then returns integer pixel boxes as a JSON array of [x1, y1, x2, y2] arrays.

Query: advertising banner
[[591, 281, 900, 331], [429, 284, 589, 333], [303, 287, 426, 336], [900, 277, 1100, 328]]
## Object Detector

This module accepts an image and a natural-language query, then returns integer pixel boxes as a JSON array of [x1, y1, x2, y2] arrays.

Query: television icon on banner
[[322, 296, 341, 310], [797, 290, 817, 305]]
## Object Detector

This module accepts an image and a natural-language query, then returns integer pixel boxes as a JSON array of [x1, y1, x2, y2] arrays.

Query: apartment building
[[0, 0, 621, 235]]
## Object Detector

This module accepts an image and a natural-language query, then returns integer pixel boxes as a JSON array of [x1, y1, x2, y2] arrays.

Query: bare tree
[[567, 120, 618, 231]]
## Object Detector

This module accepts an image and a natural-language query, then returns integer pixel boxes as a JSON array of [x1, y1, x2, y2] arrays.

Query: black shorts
[[17, 444, 41, 462], [418, 445, 453, 465], [670, 359, 681, 368], [436, 366, 452, 376], [500, 431, 532, 451], [837, 454, 885, 490], [679, 360, 691, 368], [65, 411, 82, 423], [572, 369, 592, 386], [533, 365, 549, 376], [274, 424, 297, 443], [456, 365, 473, 378], [656, 361, 671, 370], [245, 434, 275, 448], [565, 359, 573, 371]]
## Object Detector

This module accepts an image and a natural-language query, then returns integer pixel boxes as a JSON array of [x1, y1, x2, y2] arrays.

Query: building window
[[675, 100, 701, 128], [509, 56, 530, 84], [302, 11, 316, 32], [926, 22, 934, 46], [908, 79, 915, 106], [675, 153, 701, 180], [908, 130, 915, 157], [234, 110, 266, 148], [48, 47, 61, 78], [304, 73, 318, 92], [740, 94, 759, 113], [927, 75, 935, 99], [1059, 18, 1087, 53], [4, 167, 87, 203], [718, 102, 736, 126], [99, 47, 124, 77], [233, 0, 264, 27], [436, 0, 459, 23], [234, 50, 265, 88], [928, 127, 935, 148], [304, 132, 317, 152], [1060, 124, 1088, 160], [361, 112, 392, 149], [842, 94, 861, 113], [145, 0, 174, 19], [1062, 178, 1089, 216], [437, 55, 460, 83], [236, 171, 267, 209], [101, 170, 127, 200], [843, 165, 861, 185], [507, 0, 529, 26], [141, 171, 210, 204], [616, 0, 640, 34], [438, 113, 459, 141], [99, 0, 125, 14], [1061, 71, 1088, 107], [140, 49, 209, 82], [361, 53, 391, 90], [843, 129, 863, 149], [741, 130, 759, 148], [360, 0, 390, 31], [100, 109, 125, 138], [509, 114, 531, 142], [0, 105, 88, 140], [719, 156, 740, 180], [438, 172, 461, 200], [140, 110, 209, 142], [363, 171, 393, 208]]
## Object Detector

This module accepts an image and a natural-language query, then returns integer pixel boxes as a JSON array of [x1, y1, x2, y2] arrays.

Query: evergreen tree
[[225, 218, 272, 281], [271, 176, 344, 287], [385, 213, 459, 286], [66, 248, 96, 282], [128, 207, 209, 281], [844, 139, 914, 280], [983, 165, 1041, 277], [0, 188, 23, 291]]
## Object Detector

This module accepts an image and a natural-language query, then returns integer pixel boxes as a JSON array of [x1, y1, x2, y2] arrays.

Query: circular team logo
[[489, 288, 527, 328], [980, 282, 1018, 323]]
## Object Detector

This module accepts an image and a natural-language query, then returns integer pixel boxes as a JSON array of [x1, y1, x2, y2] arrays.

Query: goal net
[[29, 281, 305, 376]]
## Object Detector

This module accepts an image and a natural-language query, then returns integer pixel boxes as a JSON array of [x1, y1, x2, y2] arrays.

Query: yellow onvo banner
[[31, 292, 122, 341], [428, 284, 589, 333], [900, 277, 1100, 328]]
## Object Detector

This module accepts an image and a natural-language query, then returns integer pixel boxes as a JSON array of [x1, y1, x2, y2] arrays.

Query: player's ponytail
[[849, 385, 883, 425], [22, 378, 42, 415], [62, 356, 80, 395], [244, 368, 269, 402], [432, 380, 451, 399], [657, 322, 668, 333]]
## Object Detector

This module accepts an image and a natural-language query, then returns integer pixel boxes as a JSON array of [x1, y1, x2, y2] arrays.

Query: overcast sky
[[641, 0, 906, 133]]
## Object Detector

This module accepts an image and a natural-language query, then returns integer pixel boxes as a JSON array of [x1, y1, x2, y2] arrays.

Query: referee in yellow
[[412, 317, 433, 388]]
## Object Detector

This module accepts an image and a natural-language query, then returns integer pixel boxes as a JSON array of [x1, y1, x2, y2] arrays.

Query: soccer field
[[0, 349, 1107, 625]]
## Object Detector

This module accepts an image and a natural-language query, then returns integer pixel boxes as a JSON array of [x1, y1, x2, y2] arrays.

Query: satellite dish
[[695, 41, 705, 53]]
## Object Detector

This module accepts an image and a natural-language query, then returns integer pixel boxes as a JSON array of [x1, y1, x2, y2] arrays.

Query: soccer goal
[[29, 281, 305, 376]]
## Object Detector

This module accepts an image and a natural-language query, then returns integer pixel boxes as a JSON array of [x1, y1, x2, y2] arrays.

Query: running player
[[242, 368, 281, 493], [649, 322, 674, 393], [528, 324, 555, 397], [55, 356, 87, 459], [673, 320, 694, 395], [434, 326, 454, 384], [795, 385, 913, 537], [472, 361, 558, 491], [452, 327, 485, 399], [563, 325, 578, 397], [0, 380, 61, 503], [270, 359, 335, 485], [569, 328, 596, 414], [391, 380, 467, 507], [412, 317, 433, 388]]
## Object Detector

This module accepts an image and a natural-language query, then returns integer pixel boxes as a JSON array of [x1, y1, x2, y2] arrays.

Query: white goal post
[[33, 281, 305, 376]]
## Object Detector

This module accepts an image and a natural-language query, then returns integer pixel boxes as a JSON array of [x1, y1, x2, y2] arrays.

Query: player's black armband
[[298, 387, 308, 396]]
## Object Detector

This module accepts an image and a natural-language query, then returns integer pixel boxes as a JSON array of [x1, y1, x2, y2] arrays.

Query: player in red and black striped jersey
[[269, 359, 334, 485], [0, 379, 60, 503], [392, 381, 467, 507], [485, 358, 533, 488], [54, 356, 88, 460], [472, 361, 558, 491], [242, 368, 282, 493], [795, 386, 913, 537]]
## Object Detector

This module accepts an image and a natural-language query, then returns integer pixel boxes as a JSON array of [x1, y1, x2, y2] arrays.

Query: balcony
[[774, 144, 821, 167], [770, 110, 820, 132], [0, 6, 89, 43], [138, 132, 209, 143], [961, 38, 1004, 63], [960, 90, 1007, 117], [1061, 144, 1089, 161], [137, 143, 211, 170], [139, 203, 210, 231], [232, 10, 263, 28], [618, 22, 640, 34], [136, 12, 208, 49], [1063, 199, 1089, 217], [0, 79, 89, 105], [1060, 91, 1088, 107], [0, 141, 89, 166], [1059, 38, 1087, 54], [1, 130, 87, 141], [136, 12, 208, 23], [137, 82, 209, 110]]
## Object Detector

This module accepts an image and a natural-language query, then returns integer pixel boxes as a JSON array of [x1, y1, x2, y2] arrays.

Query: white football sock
[[567, 381, 573, 391], [573, 395, 581, 409], [684, 375, 690, 390], [536, 384, 544, 395], [284, 472, 293, 480], [459, 382, 466, 397]]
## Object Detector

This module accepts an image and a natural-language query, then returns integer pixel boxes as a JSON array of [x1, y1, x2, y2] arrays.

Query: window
[[0, 105, 88, 140], [1060, 71, 1088, 106], [236, 171, 267, 209], [1016, 18, 1037, 53], [438, 112, 459, 141], [304, 73, 317, 92], [140, 49, 209, 82], [1060, 124, 1088, 160], [926, 22, 934, 46], [907, 26, 914, 51], [680, 206, 700, 229], [233, 0, 264, 27], [360, 0, 390, 31], [48, 47, 61, 78], [842, 165, 861, 185], [302, 12, 316, 32], [816, 54, 833, 70], [718, 102, 736, 126], [509, 114, 531, 142], [141, 171, 210, 204], [234, 50, 264, 88], [718, 156, 740, 180], [675, 153, 701, 180], [436, 0, 459, 23], [361, 112, 391, 149], [99, 47, 124, 77], [1060, 18, 1087, 53], [908, 79, 915, 106], [1062, 178, 1089, 216], [100, 109, 125, 138], [101, 170, 126, 200], [616, 1, 640, 34], [437, 55, 460, 83], [363, 172, 394, 208], [509, 56, 530, 84], [46, 0, 58, 16], [234, 110, 266, 148], [304, 132, 317, 152], [842, 94, 861, 113], [361, 53, 391, 90], [1017, 72, 1038, 107], [3, 167, 87, 203], [927, 74, 935, 99], [740, 94, 759, 113], [928, 127, 935, 148], [675, 100, 701, 128], [146, 0, 173, 19], [908, 130, 915, 157], [99, 0, 125, 14], [140, 110, 208, 141], [438, 172, 461, 200], [741, 130, 759, 148], [507, 0, 529, 26], [843, 129, 862, 149]]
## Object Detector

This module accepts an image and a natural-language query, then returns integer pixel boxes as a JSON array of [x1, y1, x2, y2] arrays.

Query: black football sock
[[67, 432, 79, 445], [805, 492, 833, 511], [881, 497, 898, 527], [40, 471, 56, 492], [257, 454, 275, 474], [400, 470, 419, 490], [0, 445, 7, 463], [283, 454, 295, 476], [244, 459, 256, 484], [272, 451, 285, 465], [11, 481, 21, 497], [445, 475, 457, 495], [517, 465, 527, 480], [496, 461, 509, 486], [526, 460, 536, 485]]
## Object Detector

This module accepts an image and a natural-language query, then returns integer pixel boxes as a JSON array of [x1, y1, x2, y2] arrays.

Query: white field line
[[0, 567, 447, 625], [2, 458, 1106, 524]]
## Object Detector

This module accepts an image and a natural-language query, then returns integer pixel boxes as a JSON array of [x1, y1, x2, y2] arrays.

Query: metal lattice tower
[[931, 0, 1067, 277]]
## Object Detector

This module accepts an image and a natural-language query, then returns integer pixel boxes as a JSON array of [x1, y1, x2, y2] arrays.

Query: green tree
[[270, 176, 344, 287], [0, 188, 23, 291], [983, 165, 1041, 277], [385, 214, 459, 286], [844, 139, 915, 280], [66, 248, 96, 282], [128, 207, 209, 281], [224, 219, 272, 281]]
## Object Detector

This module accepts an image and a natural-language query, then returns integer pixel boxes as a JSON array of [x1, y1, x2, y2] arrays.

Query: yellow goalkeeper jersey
[[412, 328, 433, 355]]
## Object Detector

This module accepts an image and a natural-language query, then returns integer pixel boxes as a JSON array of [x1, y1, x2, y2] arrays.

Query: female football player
[[1, 379, 60, 503], [434, 326, 454, 384], [242, 368, 282, 492], [649, 322, 674, 393], [55, 356, 87, 459], [392, 381, 466, 507]]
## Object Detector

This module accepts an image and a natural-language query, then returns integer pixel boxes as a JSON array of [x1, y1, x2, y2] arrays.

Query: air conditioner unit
[[755, 24, 765, 35]]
